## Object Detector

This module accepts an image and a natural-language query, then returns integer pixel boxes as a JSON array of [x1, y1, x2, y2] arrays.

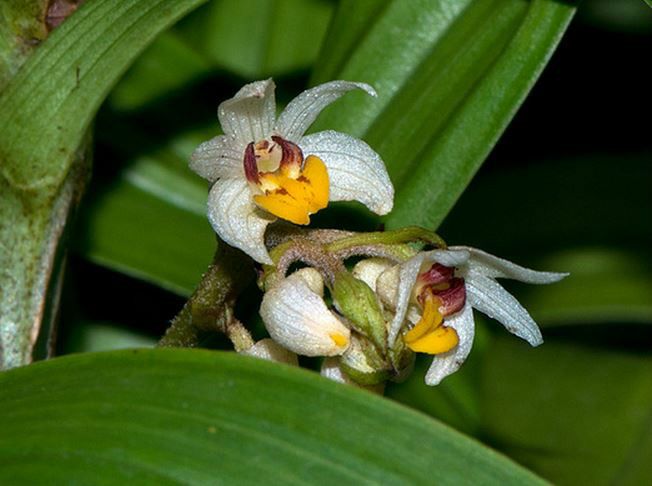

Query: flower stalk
[[158, 242, 253, 348]]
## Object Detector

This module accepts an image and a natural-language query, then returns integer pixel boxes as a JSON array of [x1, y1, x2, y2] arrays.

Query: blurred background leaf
[[481, 335, 652, 486], [60, 321, 156, 353], [176, 0, 333, 79], [75, 132, 214, 295]]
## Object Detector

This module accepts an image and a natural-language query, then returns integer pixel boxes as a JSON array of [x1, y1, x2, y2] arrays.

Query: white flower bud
[[260, 268, 350, 357], [351, 258, 393, 290], [376, 265, 400, 310]]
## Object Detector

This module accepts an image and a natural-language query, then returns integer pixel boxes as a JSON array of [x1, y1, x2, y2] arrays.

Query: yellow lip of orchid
[[253, 154, 330, 225], [385, 246, 568, 386], [404, 293, 459, 355]]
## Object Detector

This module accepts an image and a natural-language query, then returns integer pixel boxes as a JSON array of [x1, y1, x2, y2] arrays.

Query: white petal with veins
[[387, 253, 426, 346], [190, 135, 243, 181], [218, 79, 276, 148], [386, 249, 470, 346], [424, 248, 471, 269], [260, 269, 350, 357], [300, 130, 393, 215], [424, 303, 475, 386], [191, 78, 395, 264], [455, 246, 569, 284], [276, 81, 376, 142], [465, 273, 543, 346], [207, 178, 275, 264]]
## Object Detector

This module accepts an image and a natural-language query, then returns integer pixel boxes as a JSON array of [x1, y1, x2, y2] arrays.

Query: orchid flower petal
[[424, 303, 475, 386], [453, 246, 569, 284], [218, 79, 276, 148], [466, 273, 543, 346], [241, 338, 298, 366], [300, 130, 393, 215], [386, 249, 470, 345], [260, 269, 350, 357], [190, 135, 243, 181], [423, 249, 471, 269], [275, 81, 376, 142], [207, 178, 275, 264], [387, 253, 427, 346]]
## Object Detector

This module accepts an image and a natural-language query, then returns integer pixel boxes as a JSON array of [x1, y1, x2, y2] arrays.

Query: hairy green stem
[[158, 242, 253, 348]]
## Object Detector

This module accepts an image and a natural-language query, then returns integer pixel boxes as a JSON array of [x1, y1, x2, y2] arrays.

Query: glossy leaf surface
[[311, 0, 576, 229], [0, 349, 545, 485]]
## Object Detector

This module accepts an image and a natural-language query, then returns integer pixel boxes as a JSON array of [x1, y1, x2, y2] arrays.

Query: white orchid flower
[[190, 79, 394, 264], [259, 268, 350, 357], [358, 247, 568, 385]]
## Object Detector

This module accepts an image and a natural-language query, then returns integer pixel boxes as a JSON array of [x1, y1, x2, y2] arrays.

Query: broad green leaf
[[0, 0, 206, 368], [310, 0, 576, 230], [0, 349, 545, 485], [481, 335, 652, 485], [310, 0, 393, 86], [176, 0, 333, 78]]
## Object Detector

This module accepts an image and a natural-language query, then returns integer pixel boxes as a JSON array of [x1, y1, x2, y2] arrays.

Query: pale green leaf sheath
[[0, 0, 206, 369]]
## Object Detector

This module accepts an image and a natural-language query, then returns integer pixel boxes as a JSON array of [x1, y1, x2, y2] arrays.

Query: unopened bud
[[331, 271, 387, 350], [260, 268, 350, 357]]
